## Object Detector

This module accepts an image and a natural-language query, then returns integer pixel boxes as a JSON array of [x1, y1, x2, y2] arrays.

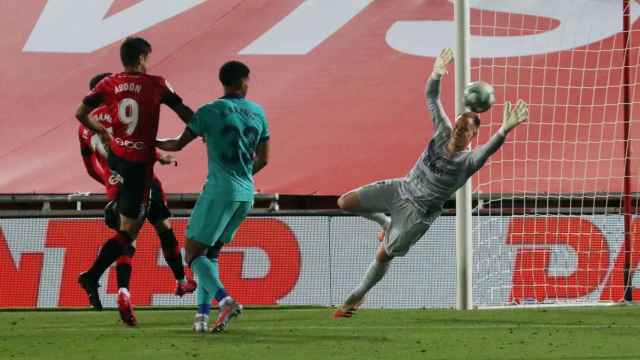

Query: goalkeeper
[[334, 48, 528, 318]]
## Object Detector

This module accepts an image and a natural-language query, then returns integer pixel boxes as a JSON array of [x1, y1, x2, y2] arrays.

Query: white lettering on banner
[[23, 1, 640, 56], [240, 0, 640, 58], [239, 0, 374, 55], [232, 248, 270, 279], [152, 247, 269, 306], [0, 219, 65, 308], [386, 0, 640, 58], [154, 247, 270, 279], [2, 216, 638, 308], [23, 0, 205, 53]]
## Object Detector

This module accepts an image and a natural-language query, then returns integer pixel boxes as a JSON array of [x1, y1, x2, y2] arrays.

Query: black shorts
[[147, 177, 172, 224], [107, 152, 153, 219]]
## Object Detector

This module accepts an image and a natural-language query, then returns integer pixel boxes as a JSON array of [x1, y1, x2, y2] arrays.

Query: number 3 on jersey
[[118, 98, 139, 135]]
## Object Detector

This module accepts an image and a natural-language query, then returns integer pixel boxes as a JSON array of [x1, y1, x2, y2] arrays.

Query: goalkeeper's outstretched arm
[[426, 48, 454, 135], [470, 100, 529, 170]]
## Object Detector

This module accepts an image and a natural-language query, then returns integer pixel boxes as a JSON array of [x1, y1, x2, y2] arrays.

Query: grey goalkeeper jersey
[[399, 75, 506, 215]]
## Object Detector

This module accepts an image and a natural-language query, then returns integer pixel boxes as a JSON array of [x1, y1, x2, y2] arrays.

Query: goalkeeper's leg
[[334, 244, 392, 319], [334, 198, 432, 319], [337, 179, 406, 229]]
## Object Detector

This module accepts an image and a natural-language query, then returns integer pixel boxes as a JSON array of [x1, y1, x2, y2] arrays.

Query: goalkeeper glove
[[432, 48, 454, 77], [500, 99, 528, 135]]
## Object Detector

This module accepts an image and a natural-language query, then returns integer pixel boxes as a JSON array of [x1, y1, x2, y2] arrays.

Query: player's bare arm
[[156, 127, 197, 152], [252, 140, 270, 175]]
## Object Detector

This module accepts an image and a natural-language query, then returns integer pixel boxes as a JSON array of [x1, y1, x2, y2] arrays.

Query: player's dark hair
[[120, 37, 152, 67], [89, 73, 112, 90], [219, 61, 250, 87]]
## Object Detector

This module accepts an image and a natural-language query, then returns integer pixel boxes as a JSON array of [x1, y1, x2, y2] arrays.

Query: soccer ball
[[463, 81, 495, 113]]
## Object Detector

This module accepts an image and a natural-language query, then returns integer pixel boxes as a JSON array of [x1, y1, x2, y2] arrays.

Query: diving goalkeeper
[[334, 48, 528, 318]]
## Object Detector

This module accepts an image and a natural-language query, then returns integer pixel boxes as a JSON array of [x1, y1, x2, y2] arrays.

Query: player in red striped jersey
[[78, 72, 197, 309], [75, 38, 195, 326]]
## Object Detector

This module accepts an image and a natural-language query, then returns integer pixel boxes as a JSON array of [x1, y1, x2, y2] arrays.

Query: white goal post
[[455, 0, 473, 310], [460, 0, 638, 309]]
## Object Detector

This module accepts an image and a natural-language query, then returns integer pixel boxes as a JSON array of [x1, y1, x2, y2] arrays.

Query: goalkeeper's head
[[450, 112, 480, 151]]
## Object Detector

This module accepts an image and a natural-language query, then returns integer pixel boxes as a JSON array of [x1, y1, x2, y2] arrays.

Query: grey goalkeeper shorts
[[356, 179, 440, 257]]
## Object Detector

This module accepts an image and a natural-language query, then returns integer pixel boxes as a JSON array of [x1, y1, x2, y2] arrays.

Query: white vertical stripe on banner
[[37, 248, 65, 308]]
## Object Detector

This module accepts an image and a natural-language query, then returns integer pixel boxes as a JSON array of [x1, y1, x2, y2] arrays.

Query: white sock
[[118, 287, 130, 295], [360, 212, 390, 228], [346, 259, 390, 306]]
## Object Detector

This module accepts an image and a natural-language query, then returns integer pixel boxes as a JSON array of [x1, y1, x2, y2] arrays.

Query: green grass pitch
[[2, 306, 639, 359]]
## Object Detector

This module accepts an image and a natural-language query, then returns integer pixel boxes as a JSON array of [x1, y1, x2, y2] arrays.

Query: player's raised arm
[[470, 99, 528, 170], [156, 127, 198, 152], [426, 48, 454, 135]]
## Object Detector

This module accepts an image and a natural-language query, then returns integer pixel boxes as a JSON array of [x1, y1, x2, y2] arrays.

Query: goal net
[[470, 1, 640, 307]]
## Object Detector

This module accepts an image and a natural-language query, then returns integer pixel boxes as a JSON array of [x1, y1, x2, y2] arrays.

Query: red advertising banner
[[1, 215, 638, 309], [1, 1, 639, 195]]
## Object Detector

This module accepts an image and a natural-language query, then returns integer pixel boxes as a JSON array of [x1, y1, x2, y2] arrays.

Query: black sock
[[159, 229, 185, 281], [86, 232, 130, 280], [116, 259, 132, 289]]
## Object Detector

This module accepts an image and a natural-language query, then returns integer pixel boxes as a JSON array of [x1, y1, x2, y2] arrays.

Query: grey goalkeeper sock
[[347, 259, 390, 306]]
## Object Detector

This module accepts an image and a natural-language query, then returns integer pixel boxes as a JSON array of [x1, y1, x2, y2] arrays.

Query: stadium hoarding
[[0, 215, 636, 309], [2, 1, 640, 195]]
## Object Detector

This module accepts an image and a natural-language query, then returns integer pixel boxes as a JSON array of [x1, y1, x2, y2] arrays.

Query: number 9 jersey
[[82, 72, 183, 163]]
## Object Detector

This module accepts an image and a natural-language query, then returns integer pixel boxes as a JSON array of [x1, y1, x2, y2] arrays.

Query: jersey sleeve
[[468, 131, 506, 172], [187, 106, 207, 136], [83, 78, 109, 108], [159, 78, 184, 109], [259, 109, 270, 143], [425, 74, 453, 139]]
